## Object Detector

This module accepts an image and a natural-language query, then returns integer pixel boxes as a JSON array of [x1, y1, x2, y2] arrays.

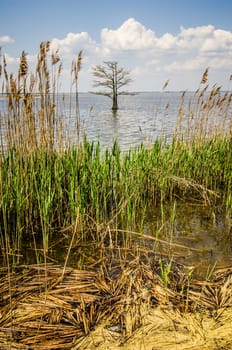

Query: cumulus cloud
[[101, 18, 232, 60], [2, 18, 232, 90], [0, 35, 14, 44], [200, 29, 232, 52], [165, 56, 208, 72], [50, 32, 96, 56], [101, 18, 157, 50], [177, 25, 232, 53], [156, 33, 176, 50]]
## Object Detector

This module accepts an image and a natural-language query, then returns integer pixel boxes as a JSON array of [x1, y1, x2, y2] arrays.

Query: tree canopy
[[91, 61, 135, 110]]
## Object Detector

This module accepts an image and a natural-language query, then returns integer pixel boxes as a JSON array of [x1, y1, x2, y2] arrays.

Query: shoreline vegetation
[[0, 42, 232, 349]]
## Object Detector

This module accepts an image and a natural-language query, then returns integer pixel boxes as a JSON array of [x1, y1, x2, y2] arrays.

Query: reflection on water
[[77, 92, 182, 150], [20, 201, 232, 278], [142, 202, 232, 277]]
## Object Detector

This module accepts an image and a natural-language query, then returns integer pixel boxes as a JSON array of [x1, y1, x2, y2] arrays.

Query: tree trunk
[[112, 91, 118, 110]]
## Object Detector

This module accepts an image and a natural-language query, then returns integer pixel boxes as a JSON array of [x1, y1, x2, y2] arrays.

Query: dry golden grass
[[1, 257, 232, 349]]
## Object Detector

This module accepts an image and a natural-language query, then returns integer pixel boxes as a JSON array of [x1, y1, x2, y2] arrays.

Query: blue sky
[[1, 0, 232, 91]]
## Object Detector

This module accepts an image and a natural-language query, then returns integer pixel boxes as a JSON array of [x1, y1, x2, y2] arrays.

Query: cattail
[[200, 68, 209, 84], [19, 50, 28, 78], [230, 74, 232, 81]]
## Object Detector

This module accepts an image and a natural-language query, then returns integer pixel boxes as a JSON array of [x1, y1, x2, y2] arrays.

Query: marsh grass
[[0, 43, 232, 349], [0, 47, 232, 265]]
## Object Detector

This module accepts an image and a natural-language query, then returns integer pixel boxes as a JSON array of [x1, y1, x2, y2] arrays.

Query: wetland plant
[[0, 44, 231, 267]]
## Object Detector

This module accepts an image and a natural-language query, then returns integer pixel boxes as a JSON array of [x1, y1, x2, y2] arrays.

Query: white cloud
[[176, 25, 232, 53], [179, 25, 215, 38], [201, 29, 232, 52], [165, 56, 208, 72], [3, 53, 17, 64], [131, 66, 145, 76], [100, 19, 232, 59], [0, 35, 14, 44], [101, 18, 157, 50], [2, 19, 232, 91], [148, 59, 161, 66], [156, 33, 176, 50], [50, 32, 96, 56]]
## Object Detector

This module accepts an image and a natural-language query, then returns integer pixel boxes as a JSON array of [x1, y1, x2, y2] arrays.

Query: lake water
[[0, 91, 182, 151], [1, 91, 230, 151], [58, 91, 187, 150]]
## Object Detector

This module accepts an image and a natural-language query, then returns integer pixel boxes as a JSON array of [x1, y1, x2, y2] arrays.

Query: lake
[[0, 90, 230, 150], [55, 91, 189, 150]]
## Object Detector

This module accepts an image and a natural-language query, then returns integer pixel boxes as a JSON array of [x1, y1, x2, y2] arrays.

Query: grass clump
[[0, 135, 231, 265]]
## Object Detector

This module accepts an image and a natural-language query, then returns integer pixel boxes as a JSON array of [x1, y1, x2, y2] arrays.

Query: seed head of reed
[[200, 67, 209, 84], [51, 49, 60, 65], [72, 50, 83, 82], [162, 79, 169, 90], [0, 46, 2, 79], [18, 50, 28, 79]]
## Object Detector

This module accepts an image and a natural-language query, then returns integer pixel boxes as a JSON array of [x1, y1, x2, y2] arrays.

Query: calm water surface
[[64, 91, 186, 150], [1, 91, 229, 150]]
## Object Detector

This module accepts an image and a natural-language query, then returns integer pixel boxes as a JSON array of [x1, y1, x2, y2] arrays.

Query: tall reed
[[0, 44, 231, 267]]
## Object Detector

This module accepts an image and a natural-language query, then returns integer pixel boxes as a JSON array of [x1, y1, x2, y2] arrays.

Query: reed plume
[[71, 50, 83, 142], [18, 50, 28, 78], [200, 67, 209, 84], [0, 46, 2, 79], [162, 79, 169, 90]]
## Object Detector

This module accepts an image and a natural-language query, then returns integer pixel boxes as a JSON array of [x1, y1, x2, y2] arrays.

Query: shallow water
[[142, 202, 232, 277], [1, 91, 230, 150], [19, 201, 232, 278], [0, 91, 191, 150], [50, 91, 183, 150]]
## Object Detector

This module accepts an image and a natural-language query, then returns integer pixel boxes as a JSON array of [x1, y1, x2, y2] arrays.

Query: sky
[[1, 0, 232, 92]]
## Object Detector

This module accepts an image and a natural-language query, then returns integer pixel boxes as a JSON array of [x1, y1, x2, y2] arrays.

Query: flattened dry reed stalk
[[0, 258, 232, 349]]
